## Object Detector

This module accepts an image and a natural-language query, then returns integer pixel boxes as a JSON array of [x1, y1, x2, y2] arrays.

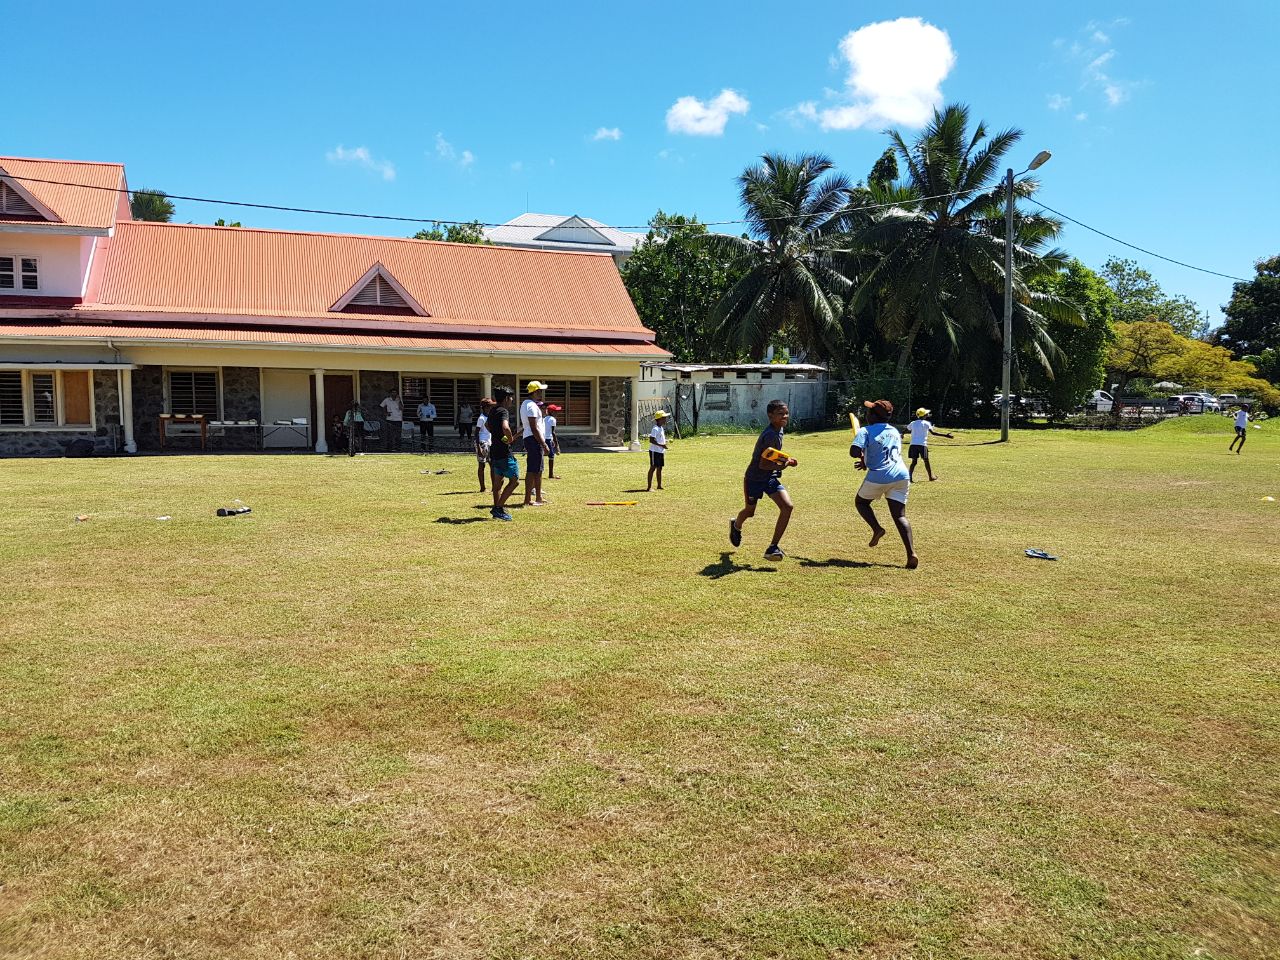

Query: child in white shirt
[[905, 407, 954, 482], [646, 411, 670, 491], [1230, 406, 1251, 454]]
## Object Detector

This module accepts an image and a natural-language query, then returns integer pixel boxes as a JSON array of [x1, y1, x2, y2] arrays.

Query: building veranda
[[0, 157, 667, 457]]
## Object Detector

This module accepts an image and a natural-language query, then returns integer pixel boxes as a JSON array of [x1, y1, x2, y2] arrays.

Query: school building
[[0, 156, 667, 457]]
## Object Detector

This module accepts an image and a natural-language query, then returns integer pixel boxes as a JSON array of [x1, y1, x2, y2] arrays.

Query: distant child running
[[646, 410, 670, 491], [544, 403, 562, 479], [729, 400, 797, 561], [852, 399, 918, 569], [1229, 405, 1252, 454], [906, 407, 954, 481]]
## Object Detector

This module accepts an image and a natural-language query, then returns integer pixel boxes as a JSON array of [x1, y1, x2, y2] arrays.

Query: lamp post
[[1001, 149, 1052, 442]]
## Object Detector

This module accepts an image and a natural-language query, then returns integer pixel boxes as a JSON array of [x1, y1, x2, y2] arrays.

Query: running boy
[[475, 397, 493, 492], [486, 388, 519, 520], [1229, 405, 1251, 454], [852, 399, 917, 569], [544, 403, 561, 479], [906, 407, 954, 481], [646, 410, 670, 491], [729, 400, 797, 561]]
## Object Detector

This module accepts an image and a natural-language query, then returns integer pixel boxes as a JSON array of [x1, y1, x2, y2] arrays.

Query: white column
[[482, 373, 493, 399], [313, 369, 328, 453], [119, 368, 137, 453], [629, 374, 642, 450]]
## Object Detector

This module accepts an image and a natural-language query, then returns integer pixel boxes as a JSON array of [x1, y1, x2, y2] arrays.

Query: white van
[[1088, 390, 1114, 413]]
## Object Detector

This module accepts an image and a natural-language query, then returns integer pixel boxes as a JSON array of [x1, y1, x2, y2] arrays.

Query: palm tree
[[130, 188, 175, 222], [848, 104, 1077, 380], [701, 154, 853, 361]]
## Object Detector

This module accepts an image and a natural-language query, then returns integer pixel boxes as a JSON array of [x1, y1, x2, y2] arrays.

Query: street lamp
[[1001, 150, 1052, 442]]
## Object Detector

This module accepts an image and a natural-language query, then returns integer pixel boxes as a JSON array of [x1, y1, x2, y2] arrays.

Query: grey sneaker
[[729, 519, 742, 548]]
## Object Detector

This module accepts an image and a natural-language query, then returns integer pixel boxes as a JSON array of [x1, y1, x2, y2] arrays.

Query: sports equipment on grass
[[586, 501, 638, 506], [1025, 548, 1058, 560]]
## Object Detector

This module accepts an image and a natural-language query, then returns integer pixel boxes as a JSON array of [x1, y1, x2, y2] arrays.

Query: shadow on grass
[[621, 488, 650, 494], [698, 552, 777, 579], [795, 556, 899, 570], [438, 491, 477, 496], [434, 516, 488, 525]]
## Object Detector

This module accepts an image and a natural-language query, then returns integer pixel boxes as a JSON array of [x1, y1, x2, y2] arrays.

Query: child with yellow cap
[[646, 410, 670, 491], [906, 407, 954, 482]]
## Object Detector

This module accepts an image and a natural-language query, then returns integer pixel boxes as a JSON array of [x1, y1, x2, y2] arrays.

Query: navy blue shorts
[[649, 451, 665, 468], [524, 435, 545, 474], [744, 475, 784, 504]]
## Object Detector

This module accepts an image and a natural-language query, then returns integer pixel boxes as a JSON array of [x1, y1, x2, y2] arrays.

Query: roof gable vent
[[0, 181, 42, 218], [330, 262, 428, 316], [534, 215, 611, 246]]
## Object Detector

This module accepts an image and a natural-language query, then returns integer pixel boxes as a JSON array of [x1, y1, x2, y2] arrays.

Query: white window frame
[[163, 367, 223, 419], [514, 375, 598, 434], [0, 254, 39, 292], [0, 369, 97, 431]]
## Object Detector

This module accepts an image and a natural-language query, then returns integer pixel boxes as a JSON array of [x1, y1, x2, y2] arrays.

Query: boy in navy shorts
[[729, 400, 797, 561]]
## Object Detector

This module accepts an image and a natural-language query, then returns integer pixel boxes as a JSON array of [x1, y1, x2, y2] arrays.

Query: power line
[[1033, 198, 1248, 283], [1, 172, 973, 231]]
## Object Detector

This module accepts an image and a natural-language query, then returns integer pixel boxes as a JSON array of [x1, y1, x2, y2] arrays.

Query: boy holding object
[[852, 399, 918, 569], [905, 407, 954, 482], [646, 410, 669, 491], [486, 389, 519, 521], [729, 400, 797, 561]]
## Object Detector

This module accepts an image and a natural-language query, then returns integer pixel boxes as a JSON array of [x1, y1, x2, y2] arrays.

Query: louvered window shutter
[[0, 182, 40, 217], [350, 275, 408, 308]]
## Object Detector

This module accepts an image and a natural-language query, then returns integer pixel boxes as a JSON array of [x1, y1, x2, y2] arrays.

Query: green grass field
[[2, 416, 1277, 959]]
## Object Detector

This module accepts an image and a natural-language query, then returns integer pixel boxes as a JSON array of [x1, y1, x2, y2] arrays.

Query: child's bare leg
[[656, 466, 664, 490], [768, 489, 793, 547], [923, 450, 936, 480], [909, 455, 918, 481], [856, 496, 885, 547], [478, 461, 486, 492], [646, 463, 656, 491], [734, 500, 756, 531], [887, 499, 917, 567]]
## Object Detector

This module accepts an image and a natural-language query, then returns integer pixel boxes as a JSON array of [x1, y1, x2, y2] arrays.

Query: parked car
[[1168, 393, 1220, 414], [1217, 393, 1239, 406]]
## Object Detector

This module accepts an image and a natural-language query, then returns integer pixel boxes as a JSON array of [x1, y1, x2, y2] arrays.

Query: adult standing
[[380, 388, 404, 452], [486, 388, 519, 520], [416, 396, 438, 452], [520, 381, 550, 507]]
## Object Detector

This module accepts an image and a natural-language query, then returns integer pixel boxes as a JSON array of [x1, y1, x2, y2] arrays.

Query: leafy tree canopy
[[130, 188, 175, 222], [1100, 257, 1211, 340], [1025, 259, 1117, 415], [1215, 254, 1280, 358], [213, 218, 241, 227], [621, 211, 747, 362], [411, 221, 491, 244]]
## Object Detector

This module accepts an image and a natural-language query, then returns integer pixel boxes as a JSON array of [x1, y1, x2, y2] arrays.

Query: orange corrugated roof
[[0, 157, 124, 230], [87, 221, 652, 336], [0, 322, 667, 356]]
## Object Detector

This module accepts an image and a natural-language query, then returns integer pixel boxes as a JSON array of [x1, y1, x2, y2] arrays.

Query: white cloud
[[326, 145, 395, 181], [1075, 112, 1088, 121], [1057, 20, 1138, 109], [434, 133, 475, 169], [592, 126, 623, 141], [1047, 93, 1071, 111], [510, 161, 524, 173], [798, 18, 955, 131], [665, 89, 750, 136]]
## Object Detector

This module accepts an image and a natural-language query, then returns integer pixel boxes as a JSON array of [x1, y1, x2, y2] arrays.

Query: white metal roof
[[484, 213, 648, 254]]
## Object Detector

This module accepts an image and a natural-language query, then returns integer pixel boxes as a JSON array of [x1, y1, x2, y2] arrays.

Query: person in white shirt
[[416, 398, 437, 451], [646, 410, 670, 491], [474, 398, 493, 491], [380, 389, 404, 452], [520, 381, 549, 507], [544, 403, 562, 479], [1229, 405, 1251, 454], [905, 407, 954, 482]]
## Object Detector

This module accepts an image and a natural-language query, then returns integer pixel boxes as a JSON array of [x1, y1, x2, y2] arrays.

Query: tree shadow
[[795, 556, 898, 570], [697, 552, 777, 579], [434, 516, 487, 525]]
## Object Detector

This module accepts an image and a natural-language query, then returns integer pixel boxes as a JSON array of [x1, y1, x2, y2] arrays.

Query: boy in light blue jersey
[[851, 399, 918, 569]]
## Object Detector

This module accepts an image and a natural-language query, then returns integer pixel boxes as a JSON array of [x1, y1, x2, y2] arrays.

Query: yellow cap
[[654, 410, 669, 420], [526, 380, 548, 393], [916, 407, 931, 418]]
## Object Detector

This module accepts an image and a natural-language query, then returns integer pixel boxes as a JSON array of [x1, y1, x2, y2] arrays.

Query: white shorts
[[858, 478, 910, 505]]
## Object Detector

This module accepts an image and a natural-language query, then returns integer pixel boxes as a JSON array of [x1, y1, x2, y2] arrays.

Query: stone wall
[[132, 365, 166, 451], [221, 367, 262, 450], [595, 376, 628, 446], [0, 370, 121, 458], [359, 370, 398, 412]]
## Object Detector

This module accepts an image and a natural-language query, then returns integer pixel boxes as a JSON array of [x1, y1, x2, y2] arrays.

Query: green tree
[[411, 220, 490, 244], [1105, 320, 1186, 416], [700, 153, 853, 360], [621, 212, 746, 362], [850, 104, 1076, 380], [130, 188, 175, 222], [1100, 257, 1211, 339], [213, 218, 241, 227], [1025, 259, 1117, 416], [1216, 254, 1280, 357]]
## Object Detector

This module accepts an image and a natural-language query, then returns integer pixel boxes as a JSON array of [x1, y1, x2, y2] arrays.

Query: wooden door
[[310, 375, 355, 446]]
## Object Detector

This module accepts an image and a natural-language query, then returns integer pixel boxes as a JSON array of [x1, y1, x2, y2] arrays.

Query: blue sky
[[9, 1, 1278, 323]]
